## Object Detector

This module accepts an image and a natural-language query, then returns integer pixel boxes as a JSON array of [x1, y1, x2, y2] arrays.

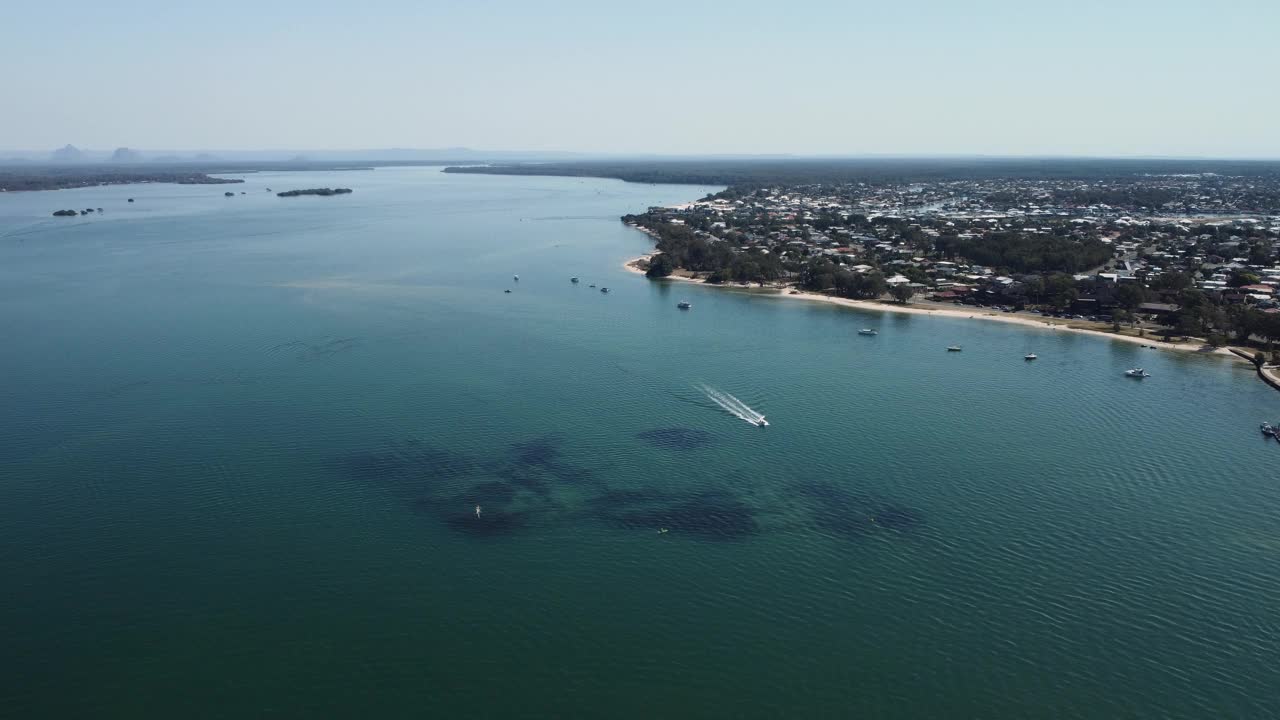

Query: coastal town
[[624, 173, 1280, 369]]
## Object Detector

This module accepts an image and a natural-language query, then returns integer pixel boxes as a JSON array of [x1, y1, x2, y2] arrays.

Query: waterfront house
[[1137, 302, 1179, 318]]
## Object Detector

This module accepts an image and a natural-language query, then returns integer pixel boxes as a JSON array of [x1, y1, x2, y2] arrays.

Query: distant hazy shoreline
[[0, 161, 477, 193], [446, 157, 1280, 188]]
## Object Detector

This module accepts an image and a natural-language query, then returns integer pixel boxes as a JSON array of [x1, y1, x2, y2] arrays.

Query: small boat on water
[[1025, 353, 1038, 361], [858, 328, 878, 336], [947, 345, 963, 352], [756, 416, 769, 427], [1262, 422, 1276, 437], [504, 289, 511, 294], [677, 301, 691, 309], [600, 287, 610, 294], [571, 277, 580, 283], [1125, 368, 1151, 378], [589, 284, 596, 288], [513, 275, 519, 281]]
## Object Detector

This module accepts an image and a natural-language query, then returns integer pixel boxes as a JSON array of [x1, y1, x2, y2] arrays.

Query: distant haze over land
[[5, 155, 1280, 194], [4, 147, 1278, 169], [0, 146, 589, 165]]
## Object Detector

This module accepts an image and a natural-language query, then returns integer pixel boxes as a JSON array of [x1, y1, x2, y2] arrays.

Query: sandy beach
[[624, 255, 1247, 361]]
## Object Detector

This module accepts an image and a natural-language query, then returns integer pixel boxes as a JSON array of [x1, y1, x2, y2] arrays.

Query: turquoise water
[[2, 167, 1279, 718]]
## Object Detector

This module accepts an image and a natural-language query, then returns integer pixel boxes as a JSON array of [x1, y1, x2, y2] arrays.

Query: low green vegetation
[[631, 219, 784, 284], [934, 232, 1113, 274], [276, 188, 353, 197], [797, 260, 887, 298]]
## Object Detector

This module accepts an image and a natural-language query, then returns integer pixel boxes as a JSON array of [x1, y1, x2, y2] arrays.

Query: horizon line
[[4, 148, 1280, 163]]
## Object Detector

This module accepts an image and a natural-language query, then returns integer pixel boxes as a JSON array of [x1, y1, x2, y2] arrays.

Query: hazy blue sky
[[4, 0, 1277, 157]]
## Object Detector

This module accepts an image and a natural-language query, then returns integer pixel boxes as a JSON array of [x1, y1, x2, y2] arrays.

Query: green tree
[[1248, 241, 1272, 265], [1111, 308, 1133, 332], [1171, 309, 1202, 339], [899, 265, 930, 284], [1150, 271, 1192, 291], [645, 253, 674, 278], [1114, 282, 1148, 310], [1226, 304, 1257, 342], [1228, 270, 1260, 287], [852, 271, 888, 299], [799, 259, 838, 292], [1261, 312, 1280, 347], [889, 284, 915, 304], [1051, 287, 1078, 312], [1200, 305, 1228, 335], [1022, 275, 1046, 302]]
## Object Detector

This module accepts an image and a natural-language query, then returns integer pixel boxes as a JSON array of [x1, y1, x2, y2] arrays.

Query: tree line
[[935, 232, 1112, 273]]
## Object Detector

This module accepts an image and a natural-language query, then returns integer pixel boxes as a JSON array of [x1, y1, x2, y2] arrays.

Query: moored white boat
[[858, 328, 878, 336]]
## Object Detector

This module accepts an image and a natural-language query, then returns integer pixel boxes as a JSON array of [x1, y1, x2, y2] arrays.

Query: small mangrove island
[[276, 188, 353, 197]]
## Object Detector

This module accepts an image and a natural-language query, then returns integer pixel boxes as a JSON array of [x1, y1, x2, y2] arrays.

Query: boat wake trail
[[698, 385, 768, 427]]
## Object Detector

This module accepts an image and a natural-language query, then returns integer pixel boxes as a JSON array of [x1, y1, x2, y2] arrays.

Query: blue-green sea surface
[[2, 167, 1279, 718]]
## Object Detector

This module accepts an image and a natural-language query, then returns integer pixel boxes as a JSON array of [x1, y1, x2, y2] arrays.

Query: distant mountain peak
[[111, 147, 142, 162], [51, 144, 84, 162]]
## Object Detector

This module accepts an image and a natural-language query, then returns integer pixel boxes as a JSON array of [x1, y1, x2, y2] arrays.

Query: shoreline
[[623, 255, 1249, 362]]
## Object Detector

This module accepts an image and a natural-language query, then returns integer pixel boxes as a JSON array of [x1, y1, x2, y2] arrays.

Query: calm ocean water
[[2, 167, 1279, 718]]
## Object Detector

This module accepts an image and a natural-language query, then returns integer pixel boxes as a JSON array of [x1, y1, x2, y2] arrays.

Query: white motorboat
[[1025, 353, 1038, 361], [755, 416, 769, 427], [677, 301, 691, 309], [858, 328, 878, 336], [947, 345, 963, 352], [1125, 368, 1150, 378]]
